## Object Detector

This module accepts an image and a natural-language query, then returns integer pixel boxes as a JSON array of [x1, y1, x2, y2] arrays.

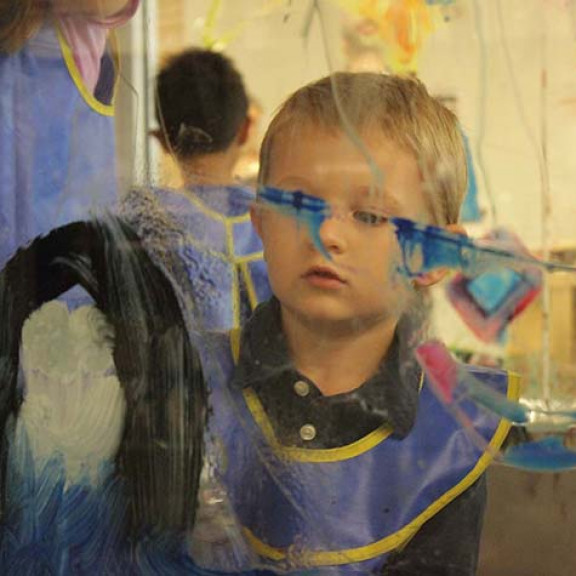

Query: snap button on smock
[[300, 424, 317, 441], [294, 380, 310, 397]]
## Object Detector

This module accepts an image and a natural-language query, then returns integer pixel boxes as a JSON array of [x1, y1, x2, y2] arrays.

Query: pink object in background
[[415, 340, 459, 403], [57, 0, 140, 94]]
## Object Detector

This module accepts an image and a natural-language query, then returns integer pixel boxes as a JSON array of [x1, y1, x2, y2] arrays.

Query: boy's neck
[[281, 308, 397, 397], [178, 148, 240, 187]]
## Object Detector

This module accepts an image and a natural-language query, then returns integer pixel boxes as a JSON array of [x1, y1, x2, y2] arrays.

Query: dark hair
[[155, 48, 249, 158], [0, 217, 207, 538]]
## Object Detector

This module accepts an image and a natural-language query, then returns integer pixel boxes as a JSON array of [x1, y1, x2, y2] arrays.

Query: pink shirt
[[56, 0, 140, 94]]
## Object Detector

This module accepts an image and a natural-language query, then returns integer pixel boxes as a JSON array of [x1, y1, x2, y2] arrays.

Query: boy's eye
[[352, 210, 388, 226]]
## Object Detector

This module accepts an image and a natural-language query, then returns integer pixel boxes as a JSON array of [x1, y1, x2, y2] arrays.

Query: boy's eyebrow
[[268, 176, 312, 192], [356, 186, 403, 212]]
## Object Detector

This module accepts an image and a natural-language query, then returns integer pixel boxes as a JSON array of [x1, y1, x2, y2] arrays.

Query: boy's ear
[[250, 204, 263, 239], [237, 117, 252, 147], [412, 223, 467, 288]]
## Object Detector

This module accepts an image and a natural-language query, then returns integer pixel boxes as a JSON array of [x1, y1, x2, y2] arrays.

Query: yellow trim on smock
[[242, 371, 521, 566], [243, 387, 393, 463]]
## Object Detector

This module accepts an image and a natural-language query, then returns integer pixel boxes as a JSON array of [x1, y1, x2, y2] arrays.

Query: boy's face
[[252, 124, 432, 331]]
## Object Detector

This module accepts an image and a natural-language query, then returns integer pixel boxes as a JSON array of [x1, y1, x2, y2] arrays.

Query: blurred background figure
[[0, 0, 140, 268], [151, 48, 250, 187], [123, 48, 270, 331]]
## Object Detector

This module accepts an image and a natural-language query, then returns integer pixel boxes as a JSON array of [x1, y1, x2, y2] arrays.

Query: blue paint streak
[[391, 217, 576, 277], [258, 187, 331, 260], [503, 436, 576, 472], [0, 441, 275, 574], [455, 359, 576, 427], [459, 371, 531, 424], [1, 447, 130, 575], [459, 367, 576, 431], [256, 188, 576, 281]]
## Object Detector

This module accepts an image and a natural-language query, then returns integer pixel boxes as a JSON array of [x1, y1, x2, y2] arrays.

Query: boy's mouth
[[303, 266, 347, 287]]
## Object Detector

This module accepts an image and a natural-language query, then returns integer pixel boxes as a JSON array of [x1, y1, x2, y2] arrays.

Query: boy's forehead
[[267, 124, 420, 188], [264, 122, 431, 220], [271, 120, 412, 158]]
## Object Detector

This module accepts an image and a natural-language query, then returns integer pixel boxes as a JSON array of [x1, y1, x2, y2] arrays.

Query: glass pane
[[2, 1, 576, 574]]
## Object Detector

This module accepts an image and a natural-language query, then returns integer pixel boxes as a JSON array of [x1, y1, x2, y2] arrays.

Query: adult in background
[[0, 0, 140, 267]]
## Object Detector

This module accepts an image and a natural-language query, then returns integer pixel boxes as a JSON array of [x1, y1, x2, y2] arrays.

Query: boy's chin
[[284, 301, 389, 333]]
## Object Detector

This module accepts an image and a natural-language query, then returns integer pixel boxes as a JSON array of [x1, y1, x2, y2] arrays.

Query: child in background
[[0, 0, 139, 268], [197, 73, 513, 575], [123, 48, 270, 331]]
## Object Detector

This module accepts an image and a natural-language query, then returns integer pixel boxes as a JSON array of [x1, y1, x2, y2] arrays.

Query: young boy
[[199, 73, 512, 575], [0, 72, 511, 574]]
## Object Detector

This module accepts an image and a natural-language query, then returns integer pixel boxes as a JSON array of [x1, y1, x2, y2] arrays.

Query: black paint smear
[[0, 217, 207, 540]]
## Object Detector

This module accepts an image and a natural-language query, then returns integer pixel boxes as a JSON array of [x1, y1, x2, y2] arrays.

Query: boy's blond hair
[[258, 73, 467, 226]]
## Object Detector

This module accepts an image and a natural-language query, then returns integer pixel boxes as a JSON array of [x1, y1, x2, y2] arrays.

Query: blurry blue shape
[[503, 437, 576, 472], [417, 341, 576, 472], [416, 340, 531, 425], [444, 229, 542, 342], [466, 269, 523, 315]]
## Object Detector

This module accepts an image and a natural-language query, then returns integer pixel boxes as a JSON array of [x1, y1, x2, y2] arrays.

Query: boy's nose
[[316, 215, 347, 255]]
